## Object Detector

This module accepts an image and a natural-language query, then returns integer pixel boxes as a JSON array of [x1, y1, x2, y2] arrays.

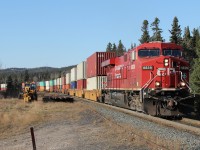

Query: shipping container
[[66, 84, 70, 90], [61, 77, 66, 85], [45, 81, 50, 91], [66, 73, 71, 84], [77, 61, 86, 80], [71, 68, 77, 82], [0, 84, 7, 91], [77, 79, 86, 90], [53, 79, 57, 92], [86, 76, 107, 90], [50, 80, 54, 86], [39, 81, 45, 87], [70, 81, 77, 89], [87, 52, 115, 78]]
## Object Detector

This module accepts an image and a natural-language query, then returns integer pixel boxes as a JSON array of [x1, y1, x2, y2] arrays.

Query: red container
[[53, 85, 57, 92], [50, 86, 54, 92], [61, 77, 66, 85], [66, 84, 70, 90], [87, 52, 115, 78], [77, 79, 86, 89]]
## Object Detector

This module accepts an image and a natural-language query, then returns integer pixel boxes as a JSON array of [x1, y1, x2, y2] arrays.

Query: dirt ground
[[0, 98, 150, 150]]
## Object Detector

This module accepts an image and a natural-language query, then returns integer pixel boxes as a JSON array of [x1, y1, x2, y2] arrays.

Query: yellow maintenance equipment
[[23, 82, 38, 102]]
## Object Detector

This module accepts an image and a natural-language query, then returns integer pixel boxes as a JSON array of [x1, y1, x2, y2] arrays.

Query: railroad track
[[74, 97, 200, 136], [41, 92, 200, 136]]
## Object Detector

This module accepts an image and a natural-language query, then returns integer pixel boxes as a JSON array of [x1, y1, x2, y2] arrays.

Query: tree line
[[105, 16, 200, 94]]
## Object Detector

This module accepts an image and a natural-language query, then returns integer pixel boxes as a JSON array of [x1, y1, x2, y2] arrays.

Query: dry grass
[[0, 98, 86, 139]]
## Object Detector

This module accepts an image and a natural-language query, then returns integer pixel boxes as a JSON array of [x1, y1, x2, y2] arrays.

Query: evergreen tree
[[117, 40, 126, 56], [112, 43, 117, 53], [182, 26, 197, 66], [139, 20, 150, 44], [6, 75, 13, 97], [191, 39, 200, 93], [106, 42, 112, 52], [169, 16, 182, 44], [24, 70, 29, 82], [150, 17, 163, 41], [192, 28, 200, 48]]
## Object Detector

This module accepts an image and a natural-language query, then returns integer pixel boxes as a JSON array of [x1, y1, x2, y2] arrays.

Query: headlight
[[164, 59, 169, 66], [180, 82, 186, 87], [164, 62, 169, 66], [164, 59, 169, 63], [155, 81, 160, 87]]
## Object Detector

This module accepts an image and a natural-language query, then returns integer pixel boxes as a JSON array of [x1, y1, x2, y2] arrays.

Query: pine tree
[[6, 75, 13, 97], [169, 16, 182, 44], [117, 40, 126, 56], [106, 42, 112, 52], [192, 28, 200, 48], [139, 20, 150, 44], [182, 26, 197, 66], [24, 70, 29, 82], [191, 39, 200, 93], [112, 43, 117, 54], [150, 17, 163, 41]]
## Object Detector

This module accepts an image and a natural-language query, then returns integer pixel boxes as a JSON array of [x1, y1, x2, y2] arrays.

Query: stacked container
[[66, 73, 71, 90], [39, 81, 45, 92], [86, 52, 115, 90], [61, 76, 66, 93], [0, 84, 7, 91], [77, 61, 87, 89], [56, 78, 61, 92], [45, 81, 50, 92], [50, 80, 54, 92], [70, 67, 77, 89], [53, 79, 56, 92]]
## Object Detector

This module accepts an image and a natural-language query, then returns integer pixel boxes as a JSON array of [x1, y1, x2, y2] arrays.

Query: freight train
[[34, 42, 196, 117]]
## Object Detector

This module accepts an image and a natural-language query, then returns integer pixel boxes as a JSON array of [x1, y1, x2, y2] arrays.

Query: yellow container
[[69, 89, 75, 96], [75, 90, 84, 98], [84, 90, 90, 100]]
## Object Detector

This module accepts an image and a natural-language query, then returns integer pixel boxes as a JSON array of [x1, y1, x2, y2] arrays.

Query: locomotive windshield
[[163, 49, 181, 57], [138, 49, 160, 57]]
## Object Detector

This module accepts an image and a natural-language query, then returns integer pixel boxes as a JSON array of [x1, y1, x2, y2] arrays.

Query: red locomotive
[[102, 42, 194, 117]]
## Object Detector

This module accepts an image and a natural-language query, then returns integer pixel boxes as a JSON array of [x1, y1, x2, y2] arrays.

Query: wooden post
[[30, 127, 36, 150]]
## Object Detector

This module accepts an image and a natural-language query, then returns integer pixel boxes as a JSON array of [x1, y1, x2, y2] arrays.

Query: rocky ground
[[0, 98, 200, 150]]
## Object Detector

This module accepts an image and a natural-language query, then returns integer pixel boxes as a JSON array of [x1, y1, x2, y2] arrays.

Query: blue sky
[[0, 0, 200, 68]]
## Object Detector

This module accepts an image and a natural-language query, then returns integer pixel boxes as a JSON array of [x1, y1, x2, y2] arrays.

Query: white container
[[54, 79, 57, 86], [77, 61, 86, 80], [56, 78, 60, 86], [1, 84, 7, 90], [45, 81, 50, 91], [86, 76, 107, 90], [59, 78, 61, 86], [1, 84, 6, 88], [66, 73, 71, 84], [71, 67, 77, 82]]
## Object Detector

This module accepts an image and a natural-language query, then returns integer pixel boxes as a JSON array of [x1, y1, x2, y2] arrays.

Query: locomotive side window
[[163, 49, 181, 57], [138, 49, 160, 57]]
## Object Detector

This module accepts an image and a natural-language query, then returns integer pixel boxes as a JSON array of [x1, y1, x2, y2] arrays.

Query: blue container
[[70, 81, 77, 89], [50, 80, 54, 86], [39, 81, 45, 87]]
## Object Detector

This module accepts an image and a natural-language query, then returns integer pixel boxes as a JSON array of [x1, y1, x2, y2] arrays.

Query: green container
[[50, 80, 54, 86], [39, 81, 45, 87]]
